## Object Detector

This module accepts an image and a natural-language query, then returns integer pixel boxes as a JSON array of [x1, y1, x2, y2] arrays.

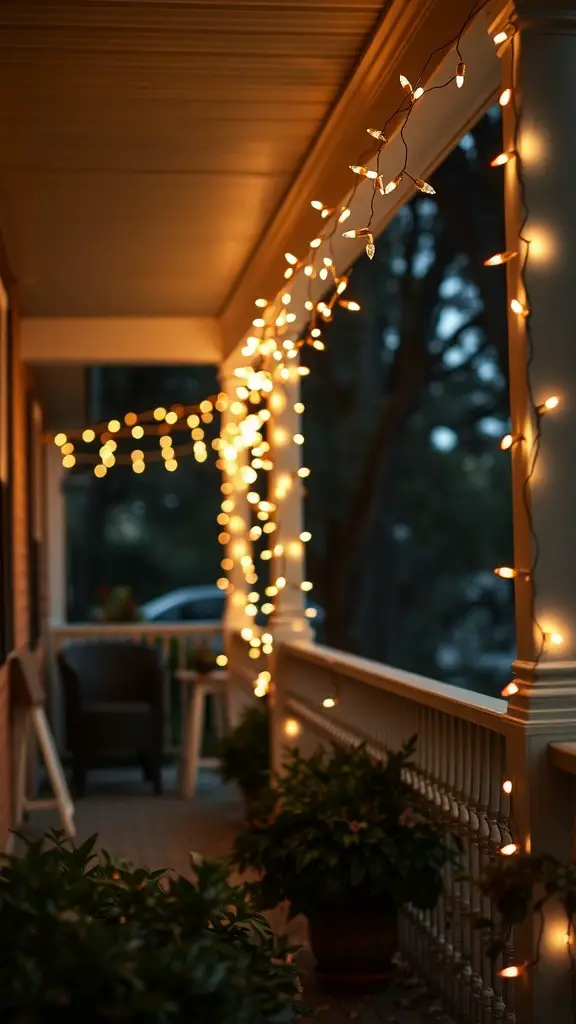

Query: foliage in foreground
[[234, 739, 459, 919], [480, 852, 576, 960], [0, 830, 304, 1024], [219, 700, 270, 798]]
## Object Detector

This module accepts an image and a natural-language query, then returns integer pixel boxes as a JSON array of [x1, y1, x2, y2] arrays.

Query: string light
[[502, 780, 513, 794], [456, 61, 466, 88], [367, 128, 387, 142], [283, 718, 302, 738], [536, 395, 560, 414], [498, 965, 524, 979], [494, 566, 528, 580], [339, 299, 361, 312], [491, 151, 513, 167], [501, 681, 519, 698], [484, 251, 518, 266], [500, 843, 518, 857], [510, 297, 529, 317], [499, 88, 512, 107], [349, 165, 378, 180], [493, 30, 508, 45], [399, 74, 413, 98], [322, 696, 336, 708]]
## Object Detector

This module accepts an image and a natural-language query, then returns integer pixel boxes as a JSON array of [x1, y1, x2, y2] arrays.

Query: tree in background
[[302, 107, 514, 695]]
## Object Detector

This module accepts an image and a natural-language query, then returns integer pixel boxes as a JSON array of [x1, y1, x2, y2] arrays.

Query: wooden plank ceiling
[[0, 0, 385, 317]]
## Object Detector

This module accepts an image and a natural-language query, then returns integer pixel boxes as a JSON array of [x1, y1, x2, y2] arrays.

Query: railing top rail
[[51, 621, 221, 636], [549, 741, 576, 776], [279, 639, 511, 734]]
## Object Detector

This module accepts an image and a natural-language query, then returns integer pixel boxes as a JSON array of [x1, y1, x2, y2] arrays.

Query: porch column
[[266, 362, 312, 770], [495, 5, 576, 1021], [219, 367, 252, 633], [267, 363, 312, 644]]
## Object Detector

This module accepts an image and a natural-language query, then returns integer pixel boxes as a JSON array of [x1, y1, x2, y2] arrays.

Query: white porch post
[[267, 363, 312, 770], [219, 367, 252, 633], [495, 5, 576, 1021]]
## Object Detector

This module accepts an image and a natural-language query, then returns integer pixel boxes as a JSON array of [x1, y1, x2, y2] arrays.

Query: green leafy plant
[[219, 701, 270, 802], [233, 738, 459, 919], [0, 829, 305, 1023], [479, 852, 576, 962]]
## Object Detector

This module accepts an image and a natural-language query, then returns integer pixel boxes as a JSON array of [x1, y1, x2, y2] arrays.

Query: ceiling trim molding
[[21, 317, 222, 366], [220, 0, 504, 357]]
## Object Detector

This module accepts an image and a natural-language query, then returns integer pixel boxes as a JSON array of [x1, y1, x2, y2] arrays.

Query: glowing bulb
[[493, 31, 508, 44], [310, 200, 323, 211], [367, 128, 387, 142], [255, 297, 268, 307], [301, 581, 313, 592], [216, 578, 229, 590], [281, 292, 291, 305], [413, 86, 424, 100], [383, 173, 403, 195], [510, 298, 529, 317], [285, 252, 298, 265], [294, 402, 305, 413], [548, 631, 564, 647], [62, 454, 76, 468], [54, 433, 67, 447], [500, 434, 514, 450], [339, 299, 361, 311], [310, 237, 322, 248], [494, 567, 518, 579], [304, 265, 314, 278], [499, 965, 524, 979], [502, 780, 513, 794], [165, 459, 178, 472], [305, 607, 318, 619], [413, 178, 436, 195], [283, 718, 302, 738], [539, 395, 560, 413], [252, 317, 266, 328], [336, 278, 348, 295], [484, 251, 518, 266], [338, 208, 351, 223], [499, 88, 511, 107], [399, 74, 413, 97], [500, 843, 518, 856], [82, 429, 96, 442], [456, 61, 465, 88], [94, 464, 107, 478], [153, 407, 166, 421], [216, 654, 228, 667], [342, 227, 372, 239], [108, 419, 121, 432], [491, 151, 512, 167], [349, 165, 378, 179], [323, 697, 336, 708], [132, 460, 145, 474], [300, 531, 311, 542], [293, 433, 304, 444], [165, 411, 178, 425], [502, 681, 519, 698]]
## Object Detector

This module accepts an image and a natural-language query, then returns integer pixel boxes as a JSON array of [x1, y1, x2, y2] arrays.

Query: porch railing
[[273, 639, 517, 1022], [49, 621, 222, 752]]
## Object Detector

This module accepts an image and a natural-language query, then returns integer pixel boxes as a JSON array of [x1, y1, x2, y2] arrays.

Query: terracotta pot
[[307, 902, 397, 990]]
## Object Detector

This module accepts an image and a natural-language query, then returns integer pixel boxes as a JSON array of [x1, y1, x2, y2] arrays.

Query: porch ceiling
[[0, 0, 385, 319]]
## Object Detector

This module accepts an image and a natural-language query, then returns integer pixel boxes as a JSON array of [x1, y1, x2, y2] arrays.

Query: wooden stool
[[176, 669, 229, 799]]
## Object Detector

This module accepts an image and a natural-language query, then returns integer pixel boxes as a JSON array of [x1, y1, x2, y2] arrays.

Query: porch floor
[[16, 766, 444, 1024]]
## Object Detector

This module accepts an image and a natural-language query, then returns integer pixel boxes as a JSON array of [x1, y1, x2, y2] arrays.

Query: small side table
[[176, 669, 230, 799]]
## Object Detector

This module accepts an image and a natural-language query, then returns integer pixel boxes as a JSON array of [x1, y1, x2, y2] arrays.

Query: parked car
[[140, 585, 324, 636]]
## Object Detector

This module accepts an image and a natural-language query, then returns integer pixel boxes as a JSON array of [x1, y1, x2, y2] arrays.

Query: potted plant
[[233, 738, 459, 988], [219, 701, 270, 813], [0, 829, 305, 1023]]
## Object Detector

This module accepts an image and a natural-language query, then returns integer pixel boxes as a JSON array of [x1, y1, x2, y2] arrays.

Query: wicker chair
[[58, 642, 165, 797]]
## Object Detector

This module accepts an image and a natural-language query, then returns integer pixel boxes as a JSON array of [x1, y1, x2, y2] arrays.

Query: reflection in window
[[302, 107, 513, 696]]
